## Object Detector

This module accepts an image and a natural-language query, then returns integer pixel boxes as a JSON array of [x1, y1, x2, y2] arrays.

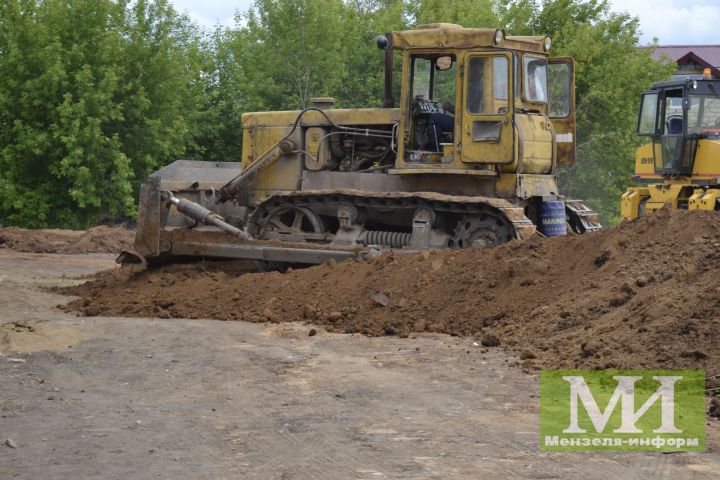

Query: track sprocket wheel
[[452, 213, 512, 249]]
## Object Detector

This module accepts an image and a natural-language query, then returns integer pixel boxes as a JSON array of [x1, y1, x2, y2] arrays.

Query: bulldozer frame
[[128, 24, 600, 267]]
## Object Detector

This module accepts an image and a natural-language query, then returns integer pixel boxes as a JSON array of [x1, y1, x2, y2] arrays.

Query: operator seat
[[667, 116, 683, 135]]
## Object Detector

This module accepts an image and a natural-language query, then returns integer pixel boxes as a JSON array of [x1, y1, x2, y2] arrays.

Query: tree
[[216, 0, 408, 113], [0, 0, 209, 228], [410, 0, 499, 27], [190, 26, 248, 162], [0, 0, 131, 227], [237, 0, 349, 111], [118, 0, 210, 184]]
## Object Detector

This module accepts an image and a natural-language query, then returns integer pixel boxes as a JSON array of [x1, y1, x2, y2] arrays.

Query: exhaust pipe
[[376, 33, 394, 108]]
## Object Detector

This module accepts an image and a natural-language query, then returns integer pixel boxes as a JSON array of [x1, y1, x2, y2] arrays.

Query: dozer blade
[[131, 160, 370, 266], [116, 250, 143, 265]]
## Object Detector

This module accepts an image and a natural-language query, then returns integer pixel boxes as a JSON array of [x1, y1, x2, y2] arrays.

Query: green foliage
[[410, 0, 499, 27], [0, 0, 207, 227], [191, 27, 247, 161], [0, 0, 675, 228], [218, 0, 407, 112], [238, 0, 347, 110]]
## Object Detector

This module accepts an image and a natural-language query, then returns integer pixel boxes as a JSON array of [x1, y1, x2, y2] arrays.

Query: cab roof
[[651, 78, 720, 95], [390, 24, 549, 54]]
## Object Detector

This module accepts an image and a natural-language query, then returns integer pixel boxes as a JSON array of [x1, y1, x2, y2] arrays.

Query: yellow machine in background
[[129, 24, 600, 267], [621, 73, 720, 220]]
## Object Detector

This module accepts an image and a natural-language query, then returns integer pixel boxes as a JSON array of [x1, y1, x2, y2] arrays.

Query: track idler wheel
[[252, 205, 327, 272], [255, 206, 326, 242]]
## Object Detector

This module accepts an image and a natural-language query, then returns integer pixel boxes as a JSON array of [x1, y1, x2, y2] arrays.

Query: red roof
[[646, 45, 720, 68]]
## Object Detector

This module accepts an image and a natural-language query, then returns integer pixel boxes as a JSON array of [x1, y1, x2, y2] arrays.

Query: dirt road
[[0, 249, 718, 479]]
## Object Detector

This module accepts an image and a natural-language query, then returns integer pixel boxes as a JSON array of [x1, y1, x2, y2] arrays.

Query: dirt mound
[[60, 209, 720, 376], [0, 226, 133, 254]]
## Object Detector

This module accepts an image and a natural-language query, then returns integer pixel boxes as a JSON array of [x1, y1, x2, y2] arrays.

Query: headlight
[[494, 29, 504, 45], [376, 35, 388, 50], [543, 37, 552, 51]]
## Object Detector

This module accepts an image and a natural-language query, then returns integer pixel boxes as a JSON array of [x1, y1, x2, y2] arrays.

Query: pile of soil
[[0, 226, 133, 254], [60, 209, 719, 376]]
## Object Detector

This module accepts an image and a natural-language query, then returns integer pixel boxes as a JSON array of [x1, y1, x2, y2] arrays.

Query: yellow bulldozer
[[621, 71, 720, 220], [125, 23, 600, 268]]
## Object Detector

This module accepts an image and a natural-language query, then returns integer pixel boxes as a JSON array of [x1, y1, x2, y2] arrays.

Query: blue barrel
[[539, 201, 567, 237]]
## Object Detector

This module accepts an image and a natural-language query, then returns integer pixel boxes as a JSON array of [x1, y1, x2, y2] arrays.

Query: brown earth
[[4, 249, 718, 478], [0, 225, 133, 254], [60, 209, 720, 379], [0, 320, 97, 355]]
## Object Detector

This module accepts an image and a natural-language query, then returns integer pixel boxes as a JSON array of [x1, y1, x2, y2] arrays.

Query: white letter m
[[562, 375, 682, 434]]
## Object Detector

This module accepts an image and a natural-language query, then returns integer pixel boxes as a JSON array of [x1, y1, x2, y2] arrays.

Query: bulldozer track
[[248, 189, 537, 242]]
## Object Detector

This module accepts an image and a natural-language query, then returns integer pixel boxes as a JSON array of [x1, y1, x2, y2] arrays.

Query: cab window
[[411, 55, 456, 103], [688, 95, 720, 134], [406, 54, 457, 155], [548, 62, 571, 117], [637, 92, 658, 135], [467, 56, 509, 114], [523, 56, 547, 103], [412, 58, 431, 99], [662, 89, 683, 135]]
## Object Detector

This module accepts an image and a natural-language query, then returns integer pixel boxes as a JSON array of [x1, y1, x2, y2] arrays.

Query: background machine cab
[[622, 74, 720, 220]]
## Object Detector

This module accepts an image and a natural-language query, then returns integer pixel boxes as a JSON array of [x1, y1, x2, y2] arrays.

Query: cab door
[[655, 89, 694, 175], [460, 51, 514, 164], [548, 57, 576, 165]]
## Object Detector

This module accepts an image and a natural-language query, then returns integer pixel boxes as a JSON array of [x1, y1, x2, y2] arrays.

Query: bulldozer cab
[[390, 26, 576, 171], [400, 48, 517, 167], [637, 79, 720, 176]]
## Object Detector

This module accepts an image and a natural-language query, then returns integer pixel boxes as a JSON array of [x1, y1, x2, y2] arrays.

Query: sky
[[168, 0, 720, 45]]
